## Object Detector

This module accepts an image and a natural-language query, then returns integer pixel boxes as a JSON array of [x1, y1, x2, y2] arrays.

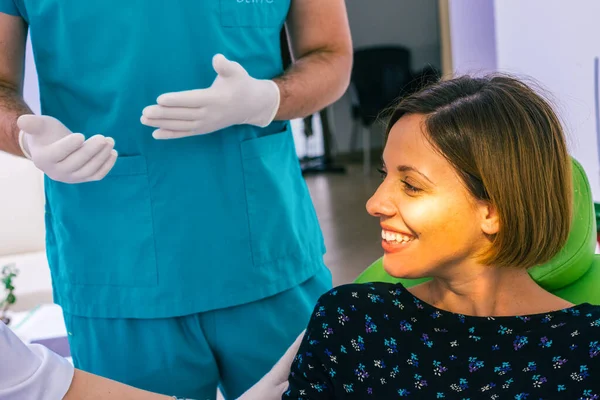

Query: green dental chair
[[355, 158, 600, 306]]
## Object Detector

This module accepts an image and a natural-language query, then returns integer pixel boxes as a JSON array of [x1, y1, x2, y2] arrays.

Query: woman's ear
[[480, 201, 500, 235]]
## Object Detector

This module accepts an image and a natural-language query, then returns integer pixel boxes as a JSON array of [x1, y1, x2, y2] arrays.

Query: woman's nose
[[366, 185, 396, 218]]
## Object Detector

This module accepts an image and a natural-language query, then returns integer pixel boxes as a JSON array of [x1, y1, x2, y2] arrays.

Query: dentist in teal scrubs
[[0, 1, 352, 399]]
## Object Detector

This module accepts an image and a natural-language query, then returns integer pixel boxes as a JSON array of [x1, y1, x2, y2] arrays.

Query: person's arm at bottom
[[64, 369, 173, 400], [0, 322, 174, 400]]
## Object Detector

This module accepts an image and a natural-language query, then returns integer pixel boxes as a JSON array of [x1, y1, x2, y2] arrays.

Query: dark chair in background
[[350, 46, 440, 174]]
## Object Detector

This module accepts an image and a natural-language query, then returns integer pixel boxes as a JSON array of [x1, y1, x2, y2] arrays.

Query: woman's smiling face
[[366, 113, 497, 279]]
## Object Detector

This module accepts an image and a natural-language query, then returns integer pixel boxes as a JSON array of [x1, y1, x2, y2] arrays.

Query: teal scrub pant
[[63, 267, 331, 399]]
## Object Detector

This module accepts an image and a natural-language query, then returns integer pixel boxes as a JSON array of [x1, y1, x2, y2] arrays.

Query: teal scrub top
[[0, 0, 327, 318]]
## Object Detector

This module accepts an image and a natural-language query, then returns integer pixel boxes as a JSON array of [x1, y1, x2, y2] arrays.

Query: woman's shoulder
[[318, 282, 405, 302], [306, 282, 412, 339], [313, 282, 408, 313], [569, 303, 600, 330]]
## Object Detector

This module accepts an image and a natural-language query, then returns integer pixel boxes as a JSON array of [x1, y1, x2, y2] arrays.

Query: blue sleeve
[[0, 0, 19, 16]]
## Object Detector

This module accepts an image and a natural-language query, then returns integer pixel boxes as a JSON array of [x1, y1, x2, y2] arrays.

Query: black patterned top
[[283, 283, 600, 399]]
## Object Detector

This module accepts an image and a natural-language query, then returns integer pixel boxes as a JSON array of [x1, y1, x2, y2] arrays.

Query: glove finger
[[56, 135, 112, 173], [88, 150, 118, 182], [70, 143, 115, 182], [152, 129, 195, 140], [156, 89, 219, 108], [142, 105, 199, 121], [212, 53, 244, 78], [41, 133, 86, 164], [141, 117, 199, 132]]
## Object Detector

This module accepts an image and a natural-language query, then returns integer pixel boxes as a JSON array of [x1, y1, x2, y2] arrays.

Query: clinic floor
[[304, 163, 383, 286]]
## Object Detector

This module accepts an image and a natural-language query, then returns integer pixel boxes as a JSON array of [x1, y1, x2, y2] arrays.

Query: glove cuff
[[18, 130, 32, 160], [249, 79, 281, 128], [264, 79, 281, 126]]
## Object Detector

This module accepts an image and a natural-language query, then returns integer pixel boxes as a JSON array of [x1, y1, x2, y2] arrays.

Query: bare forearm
[[0, 82, 30, 157], [273, 49, 352, 121], [64, 369, 173, 400]]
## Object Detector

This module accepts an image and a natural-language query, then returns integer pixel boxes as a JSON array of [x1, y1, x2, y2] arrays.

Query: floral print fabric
[[283, 283, 600, 399]]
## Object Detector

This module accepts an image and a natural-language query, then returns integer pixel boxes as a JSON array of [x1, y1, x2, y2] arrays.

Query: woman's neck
[[410, 266, 573, 317]]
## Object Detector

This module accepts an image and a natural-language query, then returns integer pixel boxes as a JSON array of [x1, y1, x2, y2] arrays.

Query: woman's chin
[[383, 254, 427, 280]]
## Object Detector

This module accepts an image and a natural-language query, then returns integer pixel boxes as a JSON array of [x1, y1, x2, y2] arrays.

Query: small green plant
[[0, 264, 18, 325]]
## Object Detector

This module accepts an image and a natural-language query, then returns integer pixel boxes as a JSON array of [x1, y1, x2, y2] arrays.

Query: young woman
[[283, 75, 600, 399]]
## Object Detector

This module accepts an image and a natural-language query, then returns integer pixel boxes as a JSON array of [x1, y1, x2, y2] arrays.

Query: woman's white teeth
[[381, 229, 413, 243]]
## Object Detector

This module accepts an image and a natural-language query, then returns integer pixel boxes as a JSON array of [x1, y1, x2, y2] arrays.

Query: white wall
[[0, 155, 45, 255], [23, 34, 41, 115], [330, 0, 442, 154], [448, 0, 497, 76], [0, 35, 45, 256], [447, 0, 600, 200], [493, 0, 600, 201]]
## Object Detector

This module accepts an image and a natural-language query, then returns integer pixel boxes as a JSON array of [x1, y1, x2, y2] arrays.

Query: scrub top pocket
[[240, 126, 325, 266], [46, 155, 158, 287]]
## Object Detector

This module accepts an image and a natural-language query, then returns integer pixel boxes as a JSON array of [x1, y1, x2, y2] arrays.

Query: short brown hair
[[386, 75, 572, 269]]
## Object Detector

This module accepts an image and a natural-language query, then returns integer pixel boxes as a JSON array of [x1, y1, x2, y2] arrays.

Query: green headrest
[[529, 158, 596, 290], [356, 158, 597, 290]]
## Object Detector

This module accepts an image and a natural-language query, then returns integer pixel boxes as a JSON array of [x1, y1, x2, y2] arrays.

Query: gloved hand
[[237, 330, 304, 400], [17, 115, 118, 184], [140, 54, 281, 139]]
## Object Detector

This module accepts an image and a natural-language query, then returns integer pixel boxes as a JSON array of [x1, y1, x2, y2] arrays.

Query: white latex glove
[[17, 115, 117, 184], [237, 330, 305, 400], [140, 54, 281, 139]]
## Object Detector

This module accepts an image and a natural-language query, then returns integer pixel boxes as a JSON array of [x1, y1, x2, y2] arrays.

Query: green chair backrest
[[355, 158, 600, 305]]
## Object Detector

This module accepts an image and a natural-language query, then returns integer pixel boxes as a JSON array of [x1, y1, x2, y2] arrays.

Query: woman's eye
[[402, 180, 422, 193], [377, 167, 421, 193]]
